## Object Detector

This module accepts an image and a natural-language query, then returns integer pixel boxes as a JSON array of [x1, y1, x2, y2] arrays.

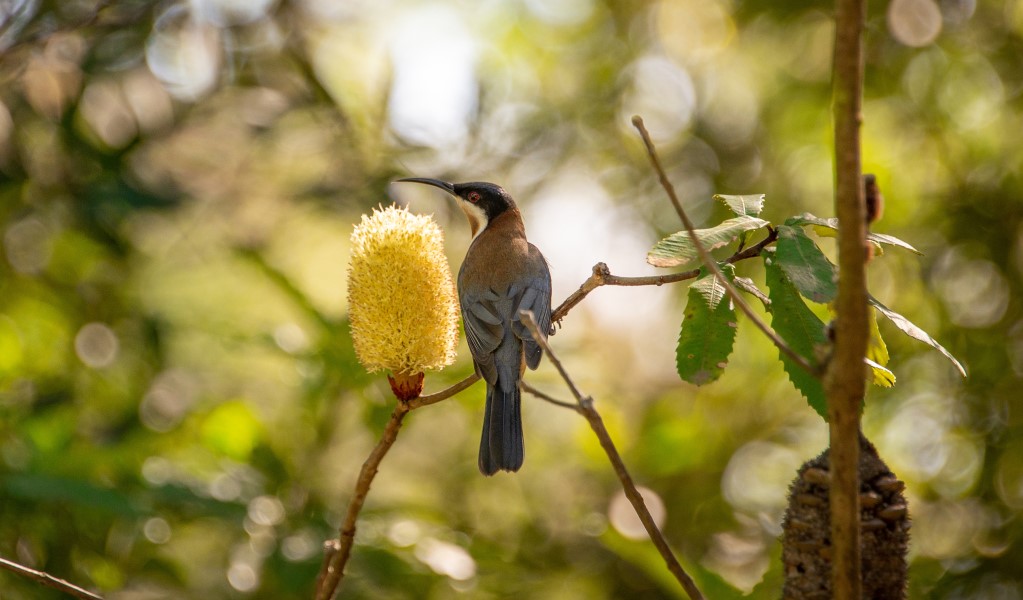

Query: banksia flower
[[347, 205, 459, 400]]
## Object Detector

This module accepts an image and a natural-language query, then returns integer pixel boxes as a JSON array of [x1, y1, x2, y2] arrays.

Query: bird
[[395, 177, 552, 475]]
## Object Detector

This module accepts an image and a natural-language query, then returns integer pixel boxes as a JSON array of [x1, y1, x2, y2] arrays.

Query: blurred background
[[0, 0, 1019, 598]]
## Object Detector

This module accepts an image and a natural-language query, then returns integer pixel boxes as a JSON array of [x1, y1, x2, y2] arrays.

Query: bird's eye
[[468, 191, 481, 204]]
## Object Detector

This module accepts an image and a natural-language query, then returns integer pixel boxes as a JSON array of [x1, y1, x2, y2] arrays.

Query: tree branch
[[520, 381, 581, 412], [520, 311, 705, 600], [551, 228, 778, 324], [315, 401, 411, 600], [0, 556, 104, 600], [828, 0, 869, 596], [631, 116, 818, 376], [407, 374, 481, 409]]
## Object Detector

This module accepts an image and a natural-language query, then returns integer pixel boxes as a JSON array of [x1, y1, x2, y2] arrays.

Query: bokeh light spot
[[4, 217, 51, 274], [247, 495, 285, 527], [414, 539, 476, 581], [281, 531, 318, 562], [722, 441, 801, 514], [74, 322, 119, 368], [888, 0, 942, 47], [387, 519, 421, 548], [387, 6, 477, 148], [619, 55, 696, 143], [933, 249, 1009, 328], [143, 517, 172, 544], [608, 486, 665, 540], [227, 562, 259, 592], [190, 0, 277, 27], [140, 369, 199, 432], [146, 5, 221, 101]]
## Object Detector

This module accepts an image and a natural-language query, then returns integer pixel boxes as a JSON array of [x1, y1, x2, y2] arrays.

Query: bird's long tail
[[478, 382, 523, 475]]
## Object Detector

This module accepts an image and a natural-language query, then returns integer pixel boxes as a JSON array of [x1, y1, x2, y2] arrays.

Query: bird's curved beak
[[394, 177, 455, 196]]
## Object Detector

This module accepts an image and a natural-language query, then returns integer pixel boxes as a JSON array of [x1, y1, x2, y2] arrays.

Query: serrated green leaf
[[786, 213, 921, 254], [715, 194, 766, 217], [865, 357, 896, 387], [734, 276, 770, 308], [764, 253, 828, 419], [868, 294, 967, 377], [775, 225, 838, 303], [648, 216, 769, 268], [676, 271, 738, 386]]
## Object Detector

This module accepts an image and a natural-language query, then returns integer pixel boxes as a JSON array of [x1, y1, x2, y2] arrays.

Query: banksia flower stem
[[314, 373, 481, 600], [316, 401, 410, 600]]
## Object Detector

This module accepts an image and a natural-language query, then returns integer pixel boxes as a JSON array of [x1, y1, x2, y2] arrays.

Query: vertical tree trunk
[[827, 0, 870, 595]]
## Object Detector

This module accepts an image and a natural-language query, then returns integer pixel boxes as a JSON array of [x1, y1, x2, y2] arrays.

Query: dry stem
[[520, 311, 705, 600], [0, 556, 104, 600]]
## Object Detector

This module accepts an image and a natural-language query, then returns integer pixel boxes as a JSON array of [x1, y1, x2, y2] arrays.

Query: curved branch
[[315, 402, 411, 600], [520, 311, 705, 600], [0, 556, 103, 600], [408, 374, 481, 409]]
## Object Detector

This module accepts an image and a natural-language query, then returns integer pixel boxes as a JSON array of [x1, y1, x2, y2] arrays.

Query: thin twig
[[828, 0, 869, 596], [408, 374, 480, 409], [0, 556, 104, 600], [552, 263, 700, 324], [520, 381, 581, 412], [552, 229, 778, 324], [315, 401, 412, 600], [520, 311, 705, 600], [631, 116, 818, 376]]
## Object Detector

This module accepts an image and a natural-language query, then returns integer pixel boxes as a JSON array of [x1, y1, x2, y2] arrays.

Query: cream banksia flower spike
[[347, 204, 459, 400]]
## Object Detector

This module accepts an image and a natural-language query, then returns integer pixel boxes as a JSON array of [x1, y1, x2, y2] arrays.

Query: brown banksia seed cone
[[781, 433, 909, 600]]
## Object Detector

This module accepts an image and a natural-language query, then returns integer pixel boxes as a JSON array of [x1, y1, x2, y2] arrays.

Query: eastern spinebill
[[395, 178, 552, 475]]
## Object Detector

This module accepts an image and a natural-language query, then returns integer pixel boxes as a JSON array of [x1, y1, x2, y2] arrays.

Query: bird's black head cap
[[395, 178, 517, 237], [451, 181, 517, 222]]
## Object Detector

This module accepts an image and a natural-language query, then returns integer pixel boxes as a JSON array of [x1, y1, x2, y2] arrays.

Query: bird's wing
[[461, 289, 504, 383], [512, 250, 553, 370]]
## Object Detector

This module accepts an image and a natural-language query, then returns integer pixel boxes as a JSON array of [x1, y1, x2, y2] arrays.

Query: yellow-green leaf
[[715, 193, 766, 217], [648, 216, 769, 268]]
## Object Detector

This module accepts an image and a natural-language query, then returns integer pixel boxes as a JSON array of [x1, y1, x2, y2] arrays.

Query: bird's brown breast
[[459, 209, 537, 293]]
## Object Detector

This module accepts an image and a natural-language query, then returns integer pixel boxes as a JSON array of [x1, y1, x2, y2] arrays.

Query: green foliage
[[676, 268, 738, 386], [775, 224, 838, 303], [649, 193, 959, 424], [763, 251, 829, 419], [647, 216, 769, 267]]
